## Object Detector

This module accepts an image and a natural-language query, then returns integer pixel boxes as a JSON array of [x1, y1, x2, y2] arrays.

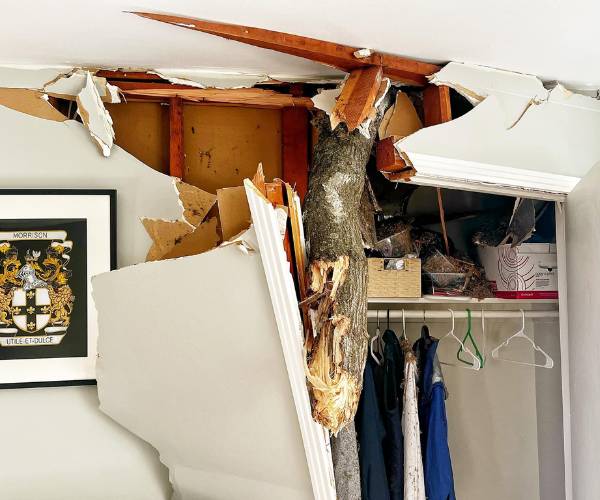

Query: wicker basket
[[367, 257, 421, 298]]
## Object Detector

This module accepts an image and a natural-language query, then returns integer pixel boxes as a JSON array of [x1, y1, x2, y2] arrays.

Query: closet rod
[[367, 310, 559, 321]]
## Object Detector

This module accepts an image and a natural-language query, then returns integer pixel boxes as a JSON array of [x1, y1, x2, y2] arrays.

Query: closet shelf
[[368, 296, 559, 305]]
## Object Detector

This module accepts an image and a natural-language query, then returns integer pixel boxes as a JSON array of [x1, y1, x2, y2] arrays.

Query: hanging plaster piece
[[76, 72, 116, 157], [45, 69, 122, 103], [152, 68, 269, 89], [311, 87, 342, 129], [174, 179, 217, 227], [0, 88, 66, 121], [392, 63, 600, 197], [0, 65, 74, 89], [141, 218, 194, 261]]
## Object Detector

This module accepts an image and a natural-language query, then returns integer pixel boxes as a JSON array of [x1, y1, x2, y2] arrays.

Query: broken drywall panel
[[378, 91, 422, 139], [311, 87, 342, 129], [0, 65, 73, 89], [92, 231, 318, 500], [161, 217, 219, 259], [394, 83, 600, 196], [217, 186, 252, 241], [152, 68, 268, 89], [245, 180, 336, 500], [0, 88, 66, 121], [45, 69, 121, 103], [430, 62, 549, 129], [76, 72, 115, 157], [0, 102, 182, 267], [141, 219, 194, 261], [174, 180, 217, 227]]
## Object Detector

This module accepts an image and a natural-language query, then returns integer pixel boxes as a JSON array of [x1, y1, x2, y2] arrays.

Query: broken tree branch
[[303, 84, 394, 434], [332, 66, 383, 131]]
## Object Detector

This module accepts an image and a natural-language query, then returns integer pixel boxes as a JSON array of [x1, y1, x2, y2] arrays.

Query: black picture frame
[[0, 189, 116, 389]]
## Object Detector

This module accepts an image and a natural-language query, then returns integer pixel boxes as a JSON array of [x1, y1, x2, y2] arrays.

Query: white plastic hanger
[[370, 310, 383, 365], [439, 309, 481, 371], [401, 309, 407, 340], [491, 309, 554, 369]]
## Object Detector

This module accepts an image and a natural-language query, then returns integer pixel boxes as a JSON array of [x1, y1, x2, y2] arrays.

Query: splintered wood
[[332, 66, 383, 131], [303, 89, 393, 434]]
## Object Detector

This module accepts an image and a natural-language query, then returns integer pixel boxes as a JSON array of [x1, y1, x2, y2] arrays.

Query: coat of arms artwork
[[0, 190, 115, 388]]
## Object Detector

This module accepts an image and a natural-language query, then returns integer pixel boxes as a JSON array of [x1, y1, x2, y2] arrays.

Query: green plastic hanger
[[457, 309, 485, 368]]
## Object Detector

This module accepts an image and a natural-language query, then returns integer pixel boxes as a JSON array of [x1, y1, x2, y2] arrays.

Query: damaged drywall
[[92, 226, 334, 500], [0, 102, 182, 266], [393, 62, 600, 197]]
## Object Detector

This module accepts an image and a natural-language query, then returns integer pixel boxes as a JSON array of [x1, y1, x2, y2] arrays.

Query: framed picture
[[0, 190, 116, 388]]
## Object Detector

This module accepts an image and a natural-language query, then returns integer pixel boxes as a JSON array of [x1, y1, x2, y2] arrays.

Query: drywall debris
[[217, 186, 252, 241], [353, 48, 374, 59], [162, 217, 219, 259], [174, 179, 217, 226], [311, 87, 342, 129], [45, 69, 121, 103], [0, 88, 66, 121], [0, 65, 73, 89], [92, 229, 322, 500], [392, 62, 600, 197], [141, 219, 194, 261], [153, 68, 268, 89], [378, 91, 422, 139], [76, 72, 116, 157]]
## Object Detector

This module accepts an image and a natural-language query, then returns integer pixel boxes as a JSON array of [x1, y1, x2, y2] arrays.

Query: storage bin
[[367, 257, 421, 298]]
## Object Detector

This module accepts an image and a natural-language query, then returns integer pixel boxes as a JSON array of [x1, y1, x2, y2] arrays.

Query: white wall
[[368, 310, 564, 500], [0, 103, 180, 498]]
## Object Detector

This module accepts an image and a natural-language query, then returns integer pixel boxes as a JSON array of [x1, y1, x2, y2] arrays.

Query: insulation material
[[217, 186, 252, 240], [162, 217, 219, 259], [378, 91, 422, 139], [0, 102, 181, 267], [76, 72, 115, 157], [0, 88, 66, 121], [92, 228, 330, 500], [394, 63, 600, 197]]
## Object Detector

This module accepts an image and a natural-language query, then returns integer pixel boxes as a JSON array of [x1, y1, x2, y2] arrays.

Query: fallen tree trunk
[[303, 84, 394, 435]]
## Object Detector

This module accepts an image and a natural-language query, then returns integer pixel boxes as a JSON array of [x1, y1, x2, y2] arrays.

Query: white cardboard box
[[477, 243, 558, 299]]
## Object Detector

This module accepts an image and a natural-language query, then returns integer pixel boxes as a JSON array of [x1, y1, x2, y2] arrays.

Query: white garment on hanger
[[402, 355, 426, 500]]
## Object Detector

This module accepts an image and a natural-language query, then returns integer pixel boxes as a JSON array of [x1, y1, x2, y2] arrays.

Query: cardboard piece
[[92, 230, 317, 500], [0, 88, 66, 122], [378, 91, 422, 140], [217, 186, 251, 241], [141, 219, 194, 261], [162, 217, 219, 259], [174, 180, 217, 227]]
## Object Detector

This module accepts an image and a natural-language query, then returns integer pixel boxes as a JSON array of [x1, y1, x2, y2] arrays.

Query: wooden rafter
[[332, 66, 383, 131], [114, 81, 314, 109], [130, 12, 440, 86]]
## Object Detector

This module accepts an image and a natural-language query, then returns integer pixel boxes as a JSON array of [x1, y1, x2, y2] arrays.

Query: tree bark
[[303, 88, 394, 434]]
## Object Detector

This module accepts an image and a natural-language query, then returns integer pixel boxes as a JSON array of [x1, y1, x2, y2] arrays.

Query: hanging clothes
[[381, 329, 405, 500], [413, 336, 456, 500], [355, 356, 390, 500], [402, 345, 426, 500]]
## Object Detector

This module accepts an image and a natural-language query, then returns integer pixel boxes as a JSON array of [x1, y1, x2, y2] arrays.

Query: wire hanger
[[370, 309, 383, 365], [457, 308, 485, 369], [491, 309, 554, 369], [439, 309, 481, 371]]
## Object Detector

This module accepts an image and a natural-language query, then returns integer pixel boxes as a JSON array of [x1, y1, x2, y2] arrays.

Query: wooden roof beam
[[130, 12, 440, 86]]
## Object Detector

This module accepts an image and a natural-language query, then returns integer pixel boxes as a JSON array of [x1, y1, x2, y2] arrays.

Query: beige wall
[[368, 310, 564, 500]]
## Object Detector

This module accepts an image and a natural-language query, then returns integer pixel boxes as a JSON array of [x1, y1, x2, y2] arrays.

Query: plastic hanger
[[457, 309, 485, 369], [491, 309, 554, 369], [401, 309, 407, 340], [370, 309, 383, 365], [439, 309, 481, 370]]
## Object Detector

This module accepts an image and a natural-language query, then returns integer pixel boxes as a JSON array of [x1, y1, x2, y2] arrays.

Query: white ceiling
[[0, 0, 597, 88]]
